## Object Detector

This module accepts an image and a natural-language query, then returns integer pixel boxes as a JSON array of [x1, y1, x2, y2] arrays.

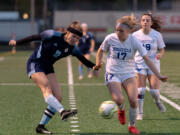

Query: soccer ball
[[99, 100, 118, 119]]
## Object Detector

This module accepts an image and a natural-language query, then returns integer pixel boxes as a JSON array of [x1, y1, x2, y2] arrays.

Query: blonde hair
[[116, 15, 138, 32]]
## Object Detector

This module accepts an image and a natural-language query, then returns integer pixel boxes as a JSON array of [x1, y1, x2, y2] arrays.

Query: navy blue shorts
[[27, 59, 54, 78], [80, 49, 90, 55]]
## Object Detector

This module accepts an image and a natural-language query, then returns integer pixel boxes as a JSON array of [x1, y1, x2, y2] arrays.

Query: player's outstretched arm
[[94, 48, 103, 70], [9, 34, 41, 46], [143, 55, 168, 82]]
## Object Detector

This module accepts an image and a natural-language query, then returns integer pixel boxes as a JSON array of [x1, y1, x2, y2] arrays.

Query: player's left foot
[[88, 73, 93, 78], [78, 75, 83, 80], [128, 126, 140, 134], [156, 102, 166, 112], [61, 109, 78, 121], [36, 124, 53, 134], [118, 109, 126, 125], [136, 113, 143, 120]]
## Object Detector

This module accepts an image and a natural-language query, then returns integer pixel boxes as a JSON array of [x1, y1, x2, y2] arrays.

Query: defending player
[[94, 16, 168, 134], [133, 13, 166, 120], [9, 21, 99, 134], [77, 23, 95, 80]]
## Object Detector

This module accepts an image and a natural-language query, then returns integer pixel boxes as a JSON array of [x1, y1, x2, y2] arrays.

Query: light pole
[[43, 0, 47, 28], [30, 0, 35, 47]]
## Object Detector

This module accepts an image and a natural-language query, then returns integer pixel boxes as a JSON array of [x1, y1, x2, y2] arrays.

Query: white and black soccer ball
[[99, 100, 118, 119]]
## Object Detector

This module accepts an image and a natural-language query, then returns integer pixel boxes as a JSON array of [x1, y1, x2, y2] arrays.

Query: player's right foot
[[128, 126, 140, 134], [61, 109, 78, 121], [36, 124, 52, 134], [88, 73, 93, 78], [156, 102, 166, 112], [118, 109, 126, 125], [78, 75, 83, 80], [136, 113, 143, 120]]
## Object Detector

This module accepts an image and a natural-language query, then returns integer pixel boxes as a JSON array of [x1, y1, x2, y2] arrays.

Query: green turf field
[[0, 51, 180, 135]]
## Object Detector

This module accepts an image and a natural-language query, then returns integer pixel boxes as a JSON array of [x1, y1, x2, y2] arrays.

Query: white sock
[[137, 87, 146, 114], [39, 105, 56, 125], [129, 107, 137, 126], [150, 89, 160, 103], [45, 94, 64, 113]]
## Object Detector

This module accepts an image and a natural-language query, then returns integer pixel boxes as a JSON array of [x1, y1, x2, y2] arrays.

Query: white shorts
[[105, 72, 136, 85], [135, 63, 160, 75]]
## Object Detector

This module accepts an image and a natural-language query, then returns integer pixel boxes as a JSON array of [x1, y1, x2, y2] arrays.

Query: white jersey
[[133, 29, 165, 69], [100, 33, 147, 74]]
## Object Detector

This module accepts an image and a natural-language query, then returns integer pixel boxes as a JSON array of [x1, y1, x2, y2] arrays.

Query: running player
[[94, 16, 168, 134], [133, 13, 166, 120], [9, 21, 99, 134], [77, 23, 95, 80]]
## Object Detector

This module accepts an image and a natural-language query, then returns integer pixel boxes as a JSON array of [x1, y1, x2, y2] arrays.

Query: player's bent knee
[[55, 95, 62, 102], [129, 99, 138, 108], [138, 87, 146, 99]]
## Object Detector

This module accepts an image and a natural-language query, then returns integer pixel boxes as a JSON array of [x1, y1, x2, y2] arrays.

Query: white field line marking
[[92, 52, 180, 112], [67, 57, 80, 133], [71, 129, 80, 132], [146, 87, 180, 111], [0, 82, 105, 86], [70, 117, 78, 120], [71, 125, 79, 128]]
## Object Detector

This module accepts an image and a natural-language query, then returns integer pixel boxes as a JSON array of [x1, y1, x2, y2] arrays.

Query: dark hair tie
[[67, 27, 82, 37]]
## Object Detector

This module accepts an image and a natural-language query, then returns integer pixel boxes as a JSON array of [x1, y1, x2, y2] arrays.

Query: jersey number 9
[[143, 44, 151, 51]]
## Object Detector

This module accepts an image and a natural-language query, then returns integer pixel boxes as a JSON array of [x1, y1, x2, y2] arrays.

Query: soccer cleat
[[156, 102, 166, 112], [118, 109, 126, 125], [61, 109, 78, 121], [78, 75, 83, 80], [36, 124, 52, 134], [136, 114, 143, 120], [128, 126, 140, 135]]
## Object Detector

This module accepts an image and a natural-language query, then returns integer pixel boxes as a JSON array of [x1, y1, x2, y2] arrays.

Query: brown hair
[[68, 21, 82, 32], [116, 15, 138, 32], [141, 13, 161, 32]]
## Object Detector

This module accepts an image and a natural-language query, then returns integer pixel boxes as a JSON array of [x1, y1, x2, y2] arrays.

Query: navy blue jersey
[[28, 30, 95, 68], [78, 32, 94, 53]]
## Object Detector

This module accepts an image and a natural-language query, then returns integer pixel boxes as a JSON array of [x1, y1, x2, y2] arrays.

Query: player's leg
[[123, 77, 140, 134], [84, 54, 93, 78], [36, 73, 62, 133], [31, 72, 65, 113], [32, 73, 77, 134], [47, 73, 78, 120], [136, 71, 147, 120], [107, 82, 126, 125], [106, 73, 126, 124], [32, 72, 63, 134], [78, 61, 83, 80], [148, 74, 166, 112]]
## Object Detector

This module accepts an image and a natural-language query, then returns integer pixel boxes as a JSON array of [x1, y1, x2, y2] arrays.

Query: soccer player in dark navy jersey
[[77, 23, 95, 80], [9, 21, 99, 134]]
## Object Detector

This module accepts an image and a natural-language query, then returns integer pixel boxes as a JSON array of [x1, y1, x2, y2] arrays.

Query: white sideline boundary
[[0, 82, 105, 86], [146, 87, 180, 111], [67, 57, 80, 133], [92, 52, 180, 112]]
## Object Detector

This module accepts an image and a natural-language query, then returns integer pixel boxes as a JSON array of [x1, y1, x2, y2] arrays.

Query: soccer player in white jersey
[[94, 16, 168, 135], [133, 13, 166, 120]]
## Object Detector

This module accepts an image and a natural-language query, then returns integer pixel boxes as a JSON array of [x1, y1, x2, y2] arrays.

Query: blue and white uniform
[[27, 30, 95, 77], [133, 29, 165, 75], [100, 33, 147, 84], [78, 32, 94, 54]]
